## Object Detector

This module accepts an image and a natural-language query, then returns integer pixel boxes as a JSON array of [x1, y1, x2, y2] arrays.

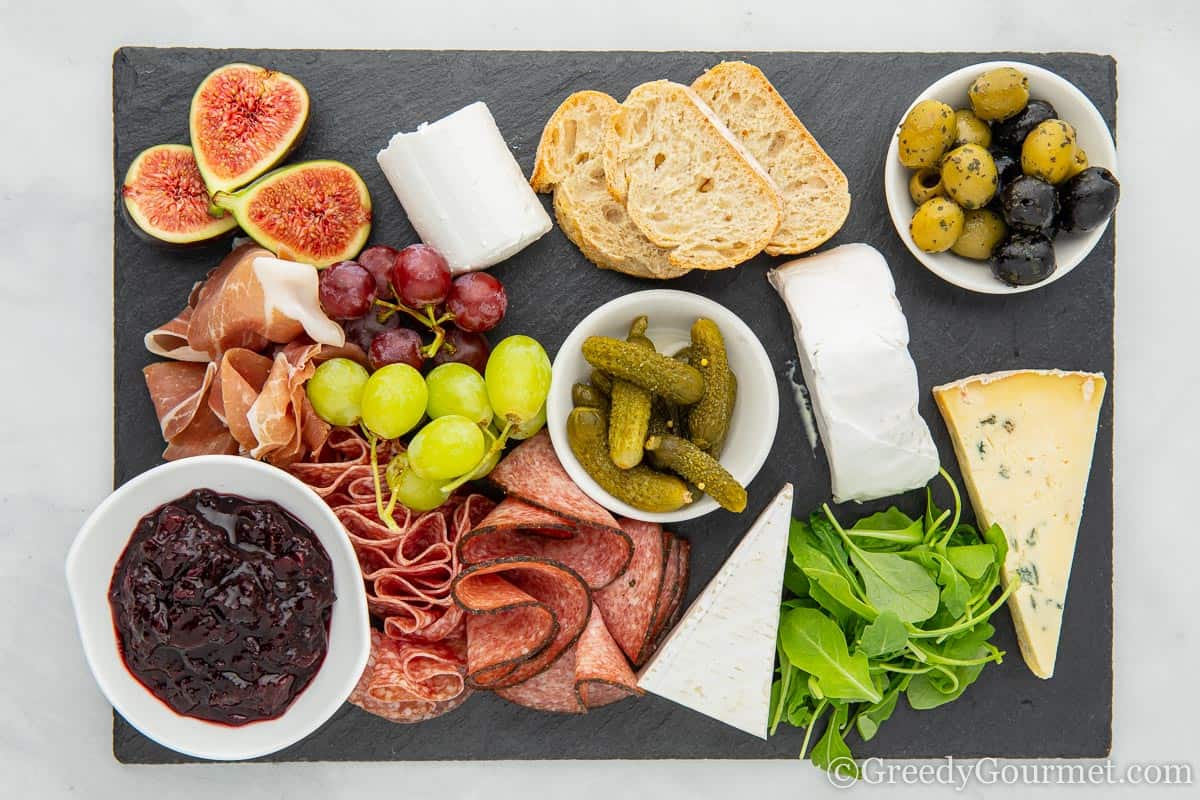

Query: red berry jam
[[108, 489, 335, 725]]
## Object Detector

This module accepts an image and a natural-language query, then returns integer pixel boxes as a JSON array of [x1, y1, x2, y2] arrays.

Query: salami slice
[[459, 498, 633, 590], [349, 629, 472, 724], [593, 518, 670, 666], [488, 431, 621, 533], [645, 535, 691, 659], [453, 558, 591, 689]]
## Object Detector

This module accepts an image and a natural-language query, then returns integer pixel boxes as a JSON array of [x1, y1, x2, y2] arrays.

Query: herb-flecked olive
[[1021, 119, 1077, 184], [940, 144, 999, 210], [968, 67, 1030, 121], [1001, 175, 1059, 234], [953, 109, 992, 148], [897, 99, 957, 169], [908, 167, 945, 204], [992, 232, 1056, 286], [992, 98, 1056, 154], [991, 151, 1022, 194], [1064, 148, 1089, 181], [910, 197, 965, 253], [951, 209, 1007, 260], [1058, 167, 1120, 233]]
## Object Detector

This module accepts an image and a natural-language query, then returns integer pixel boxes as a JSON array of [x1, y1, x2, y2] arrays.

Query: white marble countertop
[[3, 1, 1197, 797]]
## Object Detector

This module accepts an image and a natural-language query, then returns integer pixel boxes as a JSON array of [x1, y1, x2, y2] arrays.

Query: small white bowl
[[547, 290, 778, 523], [884, 61, 1118, 294], [65, 456, 369, 761]]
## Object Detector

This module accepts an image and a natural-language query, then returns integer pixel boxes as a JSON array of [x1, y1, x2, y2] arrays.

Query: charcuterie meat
[[453, 558, 592, 689], [594, 518, 670, 666], [144, 306, 208, 362], [459, 497, 632, 590], [142, 361, 238, 459], [349, 629, 473, 724], [646, 536, 690, 658]]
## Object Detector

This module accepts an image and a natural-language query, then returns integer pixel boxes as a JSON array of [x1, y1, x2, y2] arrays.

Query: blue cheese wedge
[[769, 244, 939, 502], [637, 483, 793, 739], [933, 370, 1106, 679]]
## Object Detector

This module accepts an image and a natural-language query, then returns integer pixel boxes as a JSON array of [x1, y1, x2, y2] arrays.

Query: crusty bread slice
[[692, 61, 850, 255], [531, 91, 688, 279], [601, 80, 782, 270]]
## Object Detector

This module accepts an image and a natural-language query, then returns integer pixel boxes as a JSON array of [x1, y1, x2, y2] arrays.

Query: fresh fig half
[[189, 63, 310, 194], [121, 144, 239, 245], [212, 160, 372, 268]]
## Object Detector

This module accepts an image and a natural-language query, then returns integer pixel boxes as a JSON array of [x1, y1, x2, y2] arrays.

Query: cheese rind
[[636, 483, 793, 739], [933, 369, 1106, 679], [768, 244, 939, 502]]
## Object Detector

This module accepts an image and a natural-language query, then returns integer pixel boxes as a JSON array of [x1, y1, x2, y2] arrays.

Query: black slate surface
[[112, 48, 1115, 763]]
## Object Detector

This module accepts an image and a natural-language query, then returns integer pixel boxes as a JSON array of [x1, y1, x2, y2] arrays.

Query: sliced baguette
[[602, 80, 782, 270], [692, 61, 850, 255], [532, 91, 687, 279]]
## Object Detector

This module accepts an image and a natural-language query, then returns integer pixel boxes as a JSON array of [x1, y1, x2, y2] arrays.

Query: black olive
[[1001, 175, 1059, 234], [992, 232, 1057, 286], [992, 99, 1057, 154], [1058, 167, 1121, 232], [991, 151, 1023, 195]]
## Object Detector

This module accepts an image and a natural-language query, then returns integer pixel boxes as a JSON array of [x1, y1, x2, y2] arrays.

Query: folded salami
[[349, 629, 473, 724]]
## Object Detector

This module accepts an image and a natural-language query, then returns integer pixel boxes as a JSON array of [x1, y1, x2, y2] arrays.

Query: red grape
[[392, 244, 452, 307], [431, 328, 491, 373], [342, 311, 400, 353], [446, 272, 508, 332], [369, 328, 426, 371], [358, 245, 400, 299], [318, 261, 376, 319]]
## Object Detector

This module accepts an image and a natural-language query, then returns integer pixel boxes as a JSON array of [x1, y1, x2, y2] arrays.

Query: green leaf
[[854, 507, 918, 531], [856, 682, 902, 742], [779, 607, 881, 703], [788, 518, 817, 559], [936, 558, 972, 618], [811, 703, 859, 780], [924, 487, 946, 538], [981, 523, 1009, 567], [848, 550, 940, 623], [847, 508, 924, 547], [803, 567, 877, 620], [859, 610, 908, 656], [783, 558, 810, 596], [945, 544, 996, 580], [810, 513, 854, 577]]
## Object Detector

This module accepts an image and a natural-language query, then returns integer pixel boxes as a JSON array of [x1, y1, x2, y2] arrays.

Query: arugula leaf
[[849, 549, 940, 623], [783, 558, 810, 596], [809, 513, 855, 581], [847, 508, 924, 548], [982, 522, 1009, 566], [855, 679, 903, 742], [779, 607, 881, 703], [803, 568, 876, 620], [859, 610, 908, 656], [935, 558, 972, 618], [811, 703, 859, 779], [945, 544, 996, 580]]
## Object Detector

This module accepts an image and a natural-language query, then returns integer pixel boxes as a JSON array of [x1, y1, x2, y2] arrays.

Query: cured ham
[[142, 361, 237, 460]]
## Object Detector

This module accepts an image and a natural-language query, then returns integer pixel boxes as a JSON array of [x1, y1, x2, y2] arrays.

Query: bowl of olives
[[885, 61, 1119, 294]]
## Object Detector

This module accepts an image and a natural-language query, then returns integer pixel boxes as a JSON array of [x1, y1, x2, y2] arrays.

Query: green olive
[[910, 197, 965, 253], [953, 109, 992, 148], [968, 67, 1030, 121], [941, 144, 999, 210], [951, 209, 1007, 260], [897, 99, 957, 169], [909, 167, 945, 204], [1064, 147, 1089, 181], [1021, 119, 1077, 184]]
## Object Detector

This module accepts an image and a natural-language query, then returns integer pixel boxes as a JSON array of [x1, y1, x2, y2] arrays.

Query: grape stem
[[440, 419, 514, 495], [365, 429, 400, 531], [372, 298, 455, 358]]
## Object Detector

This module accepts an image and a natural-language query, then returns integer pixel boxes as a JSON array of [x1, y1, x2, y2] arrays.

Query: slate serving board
[[112, 48, 1115, 763]]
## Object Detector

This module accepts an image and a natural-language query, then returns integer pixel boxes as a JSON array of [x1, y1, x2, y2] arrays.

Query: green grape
[[485, 335, 552, 428], [361, 363, 428, 439], [407, 415, 486, 480], [510, 402, 547, 440], [464, 425, 502, 480], [425, 362, 493, 426], [306, 358, 369, 427], [388, 453, 449, 512]]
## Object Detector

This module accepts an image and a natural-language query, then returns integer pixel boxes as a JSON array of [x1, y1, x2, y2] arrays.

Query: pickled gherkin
[[572, 382, 609, 411], [687, 318, 736, 454], [608, 317, 654, 469], [644, 434, 747, 513], [589, 370, 613, 395], [581, 336, 704, 405], [567, 407, 693, 512]]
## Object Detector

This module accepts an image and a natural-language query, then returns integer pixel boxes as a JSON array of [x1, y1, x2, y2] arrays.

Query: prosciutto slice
[[142, 361, 237, 459]]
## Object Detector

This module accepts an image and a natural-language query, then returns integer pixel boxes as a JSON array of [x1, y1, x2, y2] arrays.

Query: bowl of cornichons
[[546, 289, 779, 523]]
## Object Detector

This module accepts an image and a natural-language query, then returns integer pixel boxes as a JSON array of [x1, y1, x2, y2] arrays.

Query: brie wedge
[[637, 483, 793, 739], [377, 101, 552, 273], [768, 244, 938, 502], [933, 369, 1106, 679]]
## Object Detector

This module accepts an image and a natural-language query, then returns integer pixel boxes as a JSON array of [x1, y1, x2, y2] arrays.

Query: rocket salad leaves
[[771, 469, 1019, 779]]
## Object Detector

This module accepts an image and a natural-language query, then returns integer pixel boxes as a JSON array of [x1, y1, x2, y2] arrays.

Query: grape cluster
[[308, 244, 549, 514], [318, 244, 506, 374]]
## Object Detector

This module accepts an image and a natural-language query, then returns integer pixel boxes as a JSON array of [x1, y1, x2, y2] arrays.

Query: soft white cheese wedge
[[933, 369, 1106, 679], [637, 483, 793, 739], [251, 256, 345, 347], [377, 101, 552, 273], [768, 244, 938, 502]]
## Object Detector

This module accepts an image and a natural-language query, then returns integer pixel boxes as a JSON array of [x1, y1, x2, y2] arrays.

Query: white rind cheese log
[[933, 369, 1106, 679], [637, 483, 793, 739], [768, 244, 938, 502], [376, 102, 552, 273]]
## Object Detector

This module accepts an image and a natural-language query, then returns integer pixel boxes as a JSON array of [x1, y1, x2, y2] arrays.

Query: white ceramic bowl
[[547, 290, 778, 523], [65, 456, 370, 761], [884, 61, 1118, 294]]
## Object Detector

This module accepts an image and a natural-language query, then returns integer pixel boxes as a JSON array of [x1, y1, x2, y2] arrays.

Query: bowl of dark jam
[[66, 456, 369, 761]]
